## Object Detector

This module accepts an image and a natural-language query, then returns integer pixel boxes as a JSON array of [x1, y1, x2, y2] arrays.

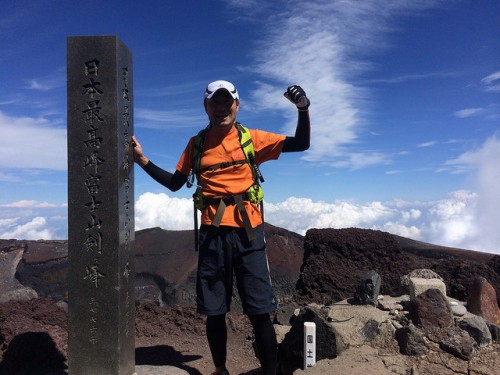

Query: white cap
[[204, 80, 239, 100]]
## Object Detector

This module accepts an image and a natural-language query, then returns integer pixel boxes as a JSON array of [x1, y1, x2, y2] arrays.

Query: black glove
[[284, 85, 310, 110]]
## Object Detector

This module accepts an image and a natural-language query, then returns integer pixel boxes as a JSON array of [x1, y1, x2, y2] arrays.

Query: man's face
[[205, 90, 239, 131]]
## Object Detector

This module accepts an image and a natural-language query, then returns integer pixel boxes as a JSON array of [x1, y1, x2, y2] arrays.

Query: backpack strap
[[187, 126, 209, 188], [193, 198, 199, 251], [198, 159, 248, 173], [208, 194, 255, 242], [235, 123, 264, 183], [189, 123, 264, 246], [235, 194, 256, 241]]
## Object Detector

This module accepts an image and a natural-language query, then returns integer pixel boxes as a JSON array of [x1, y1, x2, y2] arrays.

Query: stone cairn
[[277, 269, 500, 374]]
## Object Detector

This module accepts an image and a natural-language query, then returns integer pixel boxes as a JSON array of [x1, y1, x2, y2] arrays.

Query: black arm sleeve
[[142, 161, 187, 192], [282, 110, 310, 152]]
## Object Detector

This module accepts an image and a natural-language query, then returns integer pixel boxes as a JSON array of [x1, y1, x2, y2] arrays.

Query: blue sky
[[1, 0, 499, 254]]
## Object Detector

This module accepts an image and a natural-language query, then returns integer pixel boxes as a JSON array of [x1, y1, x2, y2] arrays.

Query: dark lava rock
[[295, 228, 413, 305], [294, 228, 500, 307], [439, 327, 476, 361], [395, 325, 428, 356], [410, 288, 454, 333]]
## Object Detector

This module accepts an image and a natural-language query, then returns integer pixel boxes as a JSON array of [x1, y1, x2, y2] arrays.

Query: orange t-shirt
[[176, 125, 286, 228]]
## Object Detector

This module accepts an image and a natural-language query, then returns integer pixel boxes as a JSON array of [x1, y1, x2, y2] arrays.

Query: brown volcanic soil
[[2, 299, 500, 375], [134, 302, 261, 375], [0, 227, 499, 374], [0, 298, 262, 375]]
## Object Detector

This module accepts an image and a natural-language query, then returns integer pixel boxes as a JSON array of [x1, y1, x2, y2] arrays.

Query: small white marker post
[[303, 322, 316, 369]]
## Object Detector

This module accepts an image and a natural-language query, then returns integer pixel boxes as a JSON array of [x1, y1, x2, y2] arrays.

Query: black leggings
[[206, 313, 277, 375], [206, 314, 227, 368]]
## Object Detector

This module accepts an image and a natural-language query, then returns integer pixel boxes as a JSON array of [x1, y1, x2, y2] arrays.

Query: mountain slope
[[1, 224, 498, 307]]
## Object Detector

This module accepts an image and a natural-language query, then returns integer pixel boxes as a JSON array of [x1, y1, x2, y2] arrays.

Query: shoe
[[211, 370, 229, 375]]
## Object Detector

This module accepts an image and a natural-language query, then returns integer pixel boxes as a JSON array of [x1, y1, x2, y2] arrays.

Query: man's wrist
[[138, 156, 150, 168], [297, 97, 310, 111]]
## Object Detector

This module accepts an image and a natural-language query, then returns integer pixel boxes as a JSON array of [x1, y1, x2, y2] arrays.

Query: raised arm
[[132, 135, 187, 191], [282, 85, 310, 152]]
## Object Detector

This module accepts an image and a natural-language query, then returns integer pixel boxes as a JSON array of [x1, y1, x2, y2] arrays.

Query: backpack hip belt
[[206, 193, 255, 242], [202, 192, 252, 207]]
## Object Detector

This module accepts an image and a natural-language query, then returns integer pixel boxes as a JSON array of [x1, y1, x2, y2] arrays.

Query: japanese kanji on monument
[[67, 36, 135, 375]]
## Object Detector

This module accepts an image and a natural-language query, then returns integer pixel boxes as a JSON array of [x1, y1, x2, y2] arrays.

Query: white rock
[[451, 304, 467, 316]]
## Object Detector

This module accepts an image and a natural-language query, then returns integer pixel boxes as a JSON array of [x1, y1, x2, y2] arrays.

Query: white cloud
[[0, 200, 58, 208], [0, 216, 54, 240], [2, 183, 498, 254], [444, 136, 500, 251], [0, 218, 18, 227], [0, 200, 67, 240], [481, 71, 500, 92], [453, 108, 484, 118], [136, 108, 207, 130], [130, 181, 499, 255], [224, 0, 259, 8], [24, 68, 66, 92], [417, 141, 437, 148], [0, 171, 24, 183], [329, 152, 390, 170], [426, 190, 477, 245], [135, 192, 194, 230], [366, 71, 458, 84], [265, 197, 396, 234], [0, 111, 67, 170], [244, 0, 443, 168], [382, 222, 421, 239]]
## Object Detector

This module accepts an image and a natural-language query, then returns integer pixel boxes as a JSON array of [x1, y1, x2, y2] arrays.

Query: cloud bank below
[[2, 135, 499, 255]]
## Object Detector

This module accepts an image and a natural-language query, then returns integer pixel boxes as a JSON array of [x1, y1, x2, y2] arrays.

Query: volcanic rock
[[395, 325, 428, 356], [295, 228, 406, 305], [295, 228, 500, 307], [458, 316, 492, 348], [409, 288, 454, 334], [467, 276, 500, 325], [352, 270, 381, 307], [488, 323, 500, 342], [439, 327, 475, 360], [0, 243, 37, 303], [278, 304, 345, 374], [400, 268, 443, 293]]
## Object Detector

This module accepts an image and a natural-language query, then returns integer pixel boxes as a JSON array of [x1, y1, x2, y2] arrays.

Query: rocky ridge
[[0, 226, 499, 374]]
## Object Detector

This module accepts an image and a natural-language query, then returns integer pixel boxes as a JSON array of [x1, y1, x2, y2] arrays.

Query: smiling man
[[132, 80, 310, 375], [204, 80, 240, 130]]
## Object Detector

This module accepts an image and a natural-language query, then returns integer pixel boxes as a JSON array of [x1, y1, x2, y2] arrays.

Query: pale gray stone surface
[[134, 365, 189, 375], [409, 277, 447, 300], [451, 303, 467, 316], [0, 247, 38, 303]]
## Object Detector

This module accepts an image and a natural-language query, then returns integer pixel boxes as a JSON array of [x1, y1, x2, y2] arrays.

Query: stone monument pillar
[[67, 36, 135, 375]]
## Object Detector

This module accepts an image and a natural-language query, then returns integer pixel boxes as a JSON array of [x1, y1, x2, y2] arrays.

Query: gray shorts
[[196, 224, 277, 316]]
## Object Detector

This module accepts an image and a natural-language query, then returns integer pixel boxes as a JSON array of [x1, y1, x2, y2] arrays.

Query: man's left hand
[[284, 85, 310, 110]]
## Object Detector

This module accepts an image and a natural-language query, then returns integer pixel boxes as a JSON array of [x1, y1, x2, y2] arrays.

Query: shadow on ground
[[136, 345, 203, 375], [0, 332, 67, 375]]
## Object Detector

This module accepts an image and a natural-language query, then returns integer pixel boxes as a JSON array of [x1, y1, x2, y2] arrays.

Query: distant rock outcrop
[[295, 228, 500, 306], [1, 226, 499, 309], [0, 223, 305, 309], [133, 224, 305, 308], [0, 243, 37, 303]]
